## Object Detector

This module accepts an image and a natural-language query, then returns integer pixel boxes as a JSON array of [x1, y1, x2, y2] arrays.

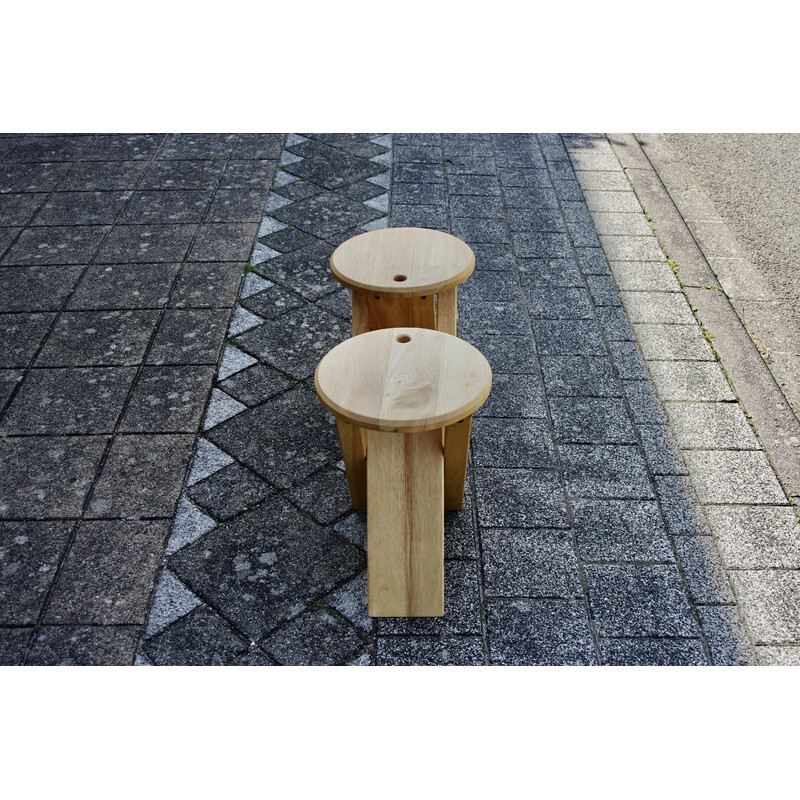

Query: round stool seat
[[315, 327, 492, 433], [330, 227, 474, 297]]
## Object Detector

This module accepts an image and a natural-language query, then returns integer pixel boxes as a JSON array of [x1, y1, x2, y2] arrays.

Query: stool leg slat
[[336, 417, 368, 510], [352, 291, 370, 336], [436, 287, 458, 335], [443, 415, 472, 510]]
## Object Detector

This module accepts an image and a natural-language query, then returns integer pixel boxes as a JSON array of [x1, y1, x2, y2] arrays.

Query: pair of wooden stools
[[314, 227, 492, 617]]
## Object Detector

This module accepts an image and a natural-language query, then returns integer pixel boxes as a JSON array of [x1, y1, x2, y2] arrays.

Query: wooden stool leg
[[366, 428, 444, 617], [437, 287, 458, 335], [352, 291, 370, 336], [336, 417, 367, 510], [444, 415, 472, 510]]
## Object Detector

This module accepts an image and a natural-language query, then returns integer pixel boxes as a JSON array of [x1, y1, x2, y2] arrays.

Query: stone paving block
[[287, 464, 352, 526], [589, 212, 653, 237], [303, 133, 388, 159], [632, 323, 716, 361], [498, 169, 552, 189], [144, 567, 202, 637], [157, 133, 237, 161], [607, 340, 649, 380], [458, 270, 520, 302], [459, 302, 529, 336], [323, 570, 370, 634], [601, 235, 665, 263], [87, 434, 194, 518], [550, 397, 637, 445], [665, 402, 759, 450], [1, 367, 135, 435], [259, 225, 319, 254], [473, 372, 547, 419], [448, 194, 504, 218], [446, 156, 497, 176], [582, 190, 643, 214], [0, 520, 74, 625], [339, 180, 387, 203], [140, 159, 226, 191], [637, 423, 689, 476], [565, 222, 601, 249], [598, 638, 708, 666], [507, 207, 566, 233], [470, 243, 516, 271], [573, 171, 631, 192], [474, 469, 569, 528], [575, 247, 611, 275], [0, 628, 32, 665], [229, 648, 277, 665], [696, 604, 758, 666], [393, 181, 447, 206], [220, 159, 278, 191], [389, 204, 448, 229], [622, 380, 668, 425], [27, 625, 140, 665], [654, 474, 711, 536], [0, 192, 49, 225], [444, 501, 479, 560], [585, 275, 622, 307], [463, 334, 538, 373], [524, 287, 594, 320], [728, 570, 800, 645], [119, 365, 216, 433], [81, 133, 162, 161], [59, 160, 149, 191], [334, 512, 366, 552], [283, 145, 385, 190], [482, 528, 581, 598], [672, 535, 735, 605], [647, 361, 736, 402], [262, 609, 364, 666], [503, 186, 559, 209], [147, 309, 230, 365], [611, 261, 680, 292], [513, 231, 572, 260], [619, 290, 695, 325], [451, 217, 509, 244], [68, 263, 179, 310], [143, 606, 249, 666], [0, 435, 108, 518], [0, 369, 23, 408], [253, 242, 340, 301], [32, 190, 131, 226], [572, 499, 673, 562], [392, 162, 445, 184], [585, 564, 698, 637], [119, 189, 211, 224], [376, 636, 484, 666], [44, 519, 168, 624], [187, 223, 258, 262], [169, 262, 244, 308], [471, 418, 556, 469], [559, 201, 593, 226], [756, 646, 800, 666], [168, 497, 364, 641], [559, 444, 654, 499], [683, 450, 786, 505], [6, 134, 90, 163], [217, 363, 292, 408], [517, 259, 583, 289], [95, 223, 197, 263], [705, 506, 800, 569], [540, 356, 621, 397], [187, 461, 272, 522], [486, 598, 596, 665], [446, 175, 501, 196], [530, 320, 606, 356], [0, 161, 72, 193], [0, 312, 55, 367], [0, 227, 21, 260], [2, 224, 110, 265]]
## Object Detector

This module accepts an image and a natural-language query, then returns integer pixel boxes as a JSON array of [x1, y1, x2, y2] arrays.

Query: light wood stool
[[330, 227, 475, 336], [315, 327, 491, 617]]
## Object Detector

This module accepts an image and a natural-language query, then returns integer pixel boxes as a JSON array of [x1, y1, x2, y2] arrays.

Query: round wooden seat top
[[329, 227, 475, 297], [315, 327, 492, 433]]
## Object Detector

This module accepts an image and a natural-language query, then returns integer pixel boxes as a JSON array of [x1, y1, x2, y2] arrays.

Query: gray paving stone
[[524, 287, 593, 320], [59, 160, 149, 191], [220, 159, 278, 190], [495, 149, 545, 169], [1, 161, 72, 193], [32, 191, 131, 226], [728, 570, 800, 645], [471, 418, 556, 469], [560, 444, 654, 499], [530, 320, 606, 356], [68, 263, 179, 310], [390, 204, 448, 229], [696, 604, 757, 665], [229, 648, 277, 666], [119, 189, 212, 224], [186, 461, 273, 522], [647, 361, 736, 402], [619, 290, 695, 325], [611, 261, 681, 292], [287, 464, 353, 525], [44, 519, 168, 624], [550, 397, 636, 444], [565, 221, 601, 248], [186, 223, 258, 262], [637, 423, 689, 476], [262, 609, 364, 666], [27, 625, 140, 665], [672, 535, 735, 605], [334, 512, 366, 552], [140, 159, 226, 191], [324, 570, 370, 634], [585, 275, 622, 307], [394, 182, 447, 206], [0, 227, 21, 260], [2, 224, 110, 265], [252, 241, 341, 301], [585, 564, 698, 637], [461, 334, 538, 373], [473, 373, 547, 418], [457, 301, 529, 336], [474, 468, 569, 528], [376, 636, 484, 666], [0, 369, 23, 409], [231, 134, 284, 161], [756, 646, 800, 666], [623, 380, 668, 425], [513, 231, 572, 260], [0, 312, 56, 367], [572, 171, 631, 192], [147, 309, 230, 365], [0, 192, 49, 225], [444, 499, 479, 559], [607, 340, 649, 380], [683, 450, 786, 504], [95, 223, 197, 264], [217, 363, 292, 407], [81, 133, 162, 161], [144, 568, 202, 637], [6, 134, 89, 163], [284, 142, 385, 189], [598, 638, 708, 666], [595, 305, 634, 340], [259, 225, 318, 253], [590, 212, 654, 237], [392, 162, 445, 184], [169, 262, 244, 308], [654, 474, 711, 536], [451, 217, 509, 244], [486, 598, 596, 665], [157, 133, 237, 161], [632, 323, 715, 361], [459, 272, 520, 304], [540, 356, 621, 397], [448, 194, 504, 218], [446, 175, 500, 196], [0, 628, 32, 665], [582, 190, 643, 213], [470, 243, 516, 271], [498, 169, 552, 189], [664, 402, 758, 450]]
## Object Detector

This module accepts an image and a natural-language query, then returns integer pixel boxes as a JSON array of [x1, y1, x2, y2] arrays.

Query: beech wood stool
[[315, 327, 492, 617], [329, 227, 475, 336]]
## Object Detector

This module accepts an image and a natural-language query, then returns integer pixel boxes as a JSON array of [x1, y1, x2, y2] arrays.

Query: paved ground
[[2, 133, 799, 665]]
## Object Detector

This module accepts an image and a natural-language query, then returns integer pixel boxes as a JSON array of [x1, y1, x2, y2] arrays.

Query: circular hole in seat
[[393, 274, 407, 282], [396, 334, 411, 343]]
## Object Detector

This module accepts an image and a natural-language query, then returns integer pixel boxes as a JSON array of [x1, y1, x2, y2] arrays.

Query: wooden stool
[[330, 227, 475, 336], [315, 327, 491, 617]]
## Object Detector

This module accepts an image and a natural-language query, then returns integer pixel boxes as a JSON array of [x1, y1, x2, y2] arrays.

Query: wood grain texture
[[444, 415, 472, 510], [365, 293, 436, 331], [366, 428, 444, 616], [437, 287, 458, 336], [352, 290, 370, 336], [336, 417, 367, 510]]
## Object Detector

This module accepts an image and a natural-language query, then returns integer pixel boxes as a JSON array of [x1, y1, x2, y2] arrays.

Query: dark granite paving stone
[[26, 625, 140, 665], [549, 397, 637, 444], [506, 207, 567, 233], [229, 648, 278, 665], [5, 134, 90, 163], [273, 180, 325, 202], [551, 180, 583, 202], [392, 181, 447, 206], [392, 162, 444, 184], [451, 217, 510, 245], [492, 133, 534, 149], [0, 520, 74, 624], [1, 367, 136, 435], [218, 363, 292, 407], [444, 156, 497, 176], [86, 434, 194, 518], [487, 598, 597, 665], [241, 284, 305, 320], [186, 461, 273, 522], [376, 636, 484, 666], [0, 628, 32, 665], [445, 501, 479, 559], [119, 189, 212, 224], [0, 161, 71, 193], [259, 225, 319, 253], [140, 159, 226, 191], [575, 247, 611, 275], [470, 243, 515, 271], [156, 133, 238, 160], [560, 202, 593, 226], [207, 385, 339, 489], [0, 135, 25, 158], [390, 204, 447, 230], [234, 303, 348, 381], [188, 222, 259, 262], [598, 638, 708, 666], [205, 189, 269, 222], [36, 309, 158, 367], [459, 302, 528, 336], [220, 159, 278, 190], [471, 418, 556, 469], [474, 469, 569, 528], [498, 169, 552, 189], [572, 499, 673, 562], [540, 355, 621, 397], [638, 424, 689, 476], [169, 262, 243, 308], [32, 190, 131, 226], [458, 270, 520, 303], [44, 519, 168, 624], [0, 435, 108, 518], [80, 133, 163, 161], [283, 146, 385, 190], [524, 287, 594, 320], [673, 536, 736, 605], [0, 312, 55, 367], [560, 445, 654, 499], [0, 227, 21, 259], [143, 606, 249, 666], [462, 334, 538, 374], [448, 194, 505, 218], [231, 134, 285, 160], [0, 370, 23, 409], [394, 144, 441, 164], [584, 564, 698, 638], [517, 258, 583, 287], [375, 560, 482, 636], [566, 222, 601, 248], [273, 191, 382, 238], [502, 187, 559, 209], [288, 465, 352, 526], [169, 497, 365, 640], [585, 274, 621, 307], [513, 231, 572, 260], [607, 340, 648, 380], [394, 133, 440, 146], [2, 224, 110, 265], [303, 133, 388, 159], [697, 605, 758, 666], [68, 263, 179, 310], [95, 223, 197, 264], [262, 609, 364, 666], [623, 380, 668, 425], [316, 287, 351, 320], [444, 141, 494, 158], [530, 319, 606, 356], [473, 373, 548, 419], [482, 529, 582, 598], [119, 364, 216, 433], [447, 175, 501, 196], [0, 192, 49, 225], [654, 475, 711, 537], [147, 308, 230, 364], [494, 149, 546, 169], [59, 160, 149, 191]]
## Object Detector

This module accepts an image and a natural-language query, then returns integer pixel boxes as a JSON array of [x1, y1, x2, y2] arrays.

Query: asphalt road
[[665, 133, 800, 334]]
